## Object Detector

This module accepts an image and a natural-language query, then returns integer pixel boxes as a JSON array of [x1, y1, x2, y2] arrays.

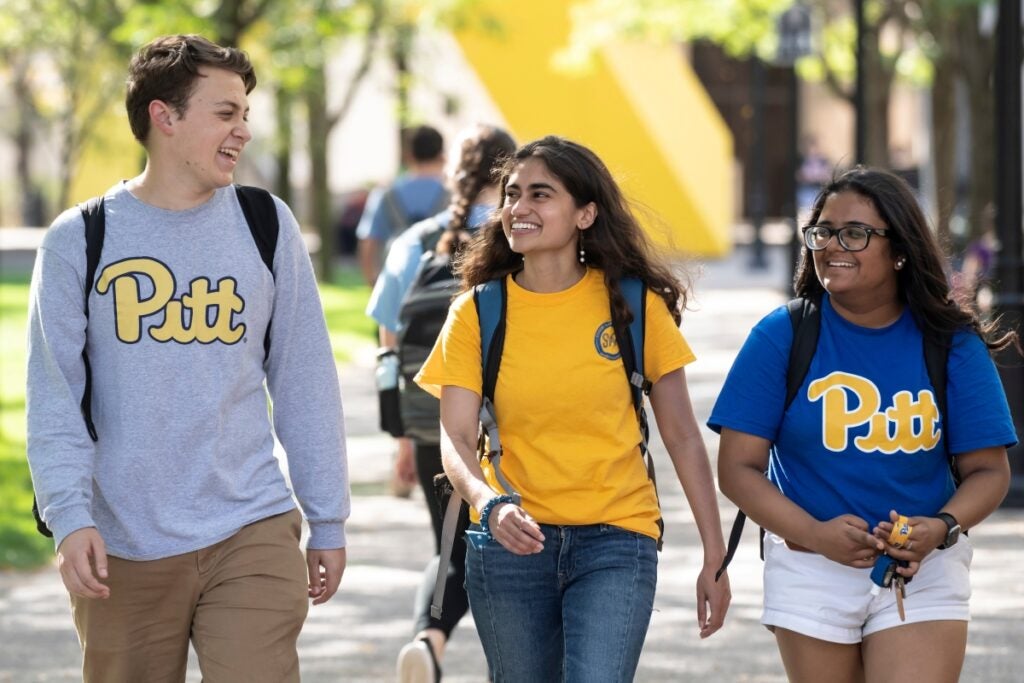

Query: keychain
[[869, 514, 912, 621]]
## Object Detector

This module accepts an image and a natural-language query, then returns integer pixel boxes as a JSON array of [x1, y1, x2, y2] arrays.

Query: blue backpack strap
[[618, 277, 649, 410], [474, 278, 507, 403]]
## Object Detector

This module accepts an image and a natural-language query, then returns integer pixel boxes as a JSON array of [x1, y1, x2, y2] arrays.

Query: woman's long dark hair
[[794, 166, 1018, 353], [455, 135, 687, 328], [446, 124, 516, 235]]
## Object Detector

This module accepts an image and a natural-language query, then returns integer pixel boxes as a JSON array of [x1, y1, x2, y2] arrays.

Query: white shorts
[[761, 532, 972, 644]]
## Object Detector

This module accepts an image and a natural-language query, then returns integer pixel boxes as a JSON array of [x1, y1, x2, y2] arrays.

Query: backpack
[[429, 275, 659, 618], [378, 185, 450, 240], [30, 185, 279, 538], [393, 218, 457, 444], [714, 296, 953, 579]]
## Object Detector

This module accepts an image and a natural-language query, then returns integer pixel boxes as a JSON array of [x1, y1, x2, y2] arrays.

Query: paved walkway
[[1, 245, 1021, 681]]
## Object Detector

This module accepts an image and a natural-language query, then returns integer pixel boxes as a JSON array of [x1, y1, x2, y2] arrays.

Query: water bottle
[[375, 348, 403, 436]]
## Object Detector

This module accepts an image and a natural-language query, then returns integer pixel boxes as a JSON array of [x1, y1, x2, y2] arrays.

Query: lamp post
[[994, 0, 1024, 506], [776, 3, 813, 287], [854, 0, 866, 163]]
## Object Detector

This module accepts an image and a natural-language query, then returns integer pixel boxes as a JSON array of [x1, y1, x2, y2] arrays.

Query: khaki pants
[[71, 509, 309, 683]]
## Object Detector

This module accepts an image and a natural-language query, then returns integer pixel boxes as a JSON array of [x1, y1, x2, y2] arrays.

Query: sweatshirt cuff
[[307, 521, 346, 550], [49, 507, 96, 551]]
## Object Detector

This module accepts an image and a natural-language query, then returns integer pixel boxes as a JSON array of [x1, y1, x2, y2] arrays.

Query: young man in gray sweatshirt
[[26, 34, 349, 682]]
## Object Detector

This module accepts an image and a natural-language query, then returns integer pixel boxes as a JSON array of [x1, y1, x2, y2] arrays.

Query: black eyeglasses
[[801, 224, 889, 252]]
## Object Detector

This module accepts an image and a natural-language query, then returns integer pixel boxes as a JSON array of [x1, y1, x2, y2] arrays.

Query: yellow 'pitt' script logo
[[808, 371, 940, 453], [96, 258, 245, 344]]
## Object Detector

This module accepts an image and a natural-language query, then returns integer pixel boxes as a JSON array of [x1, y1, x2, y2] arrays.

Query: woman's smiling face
[[500, 157, 593, 260], [811, 190, 899, 303]]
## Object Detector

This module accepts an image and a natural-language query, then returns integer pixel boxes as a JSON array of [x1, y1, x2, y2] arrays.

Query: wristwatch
[[936, 512, 961, 549]]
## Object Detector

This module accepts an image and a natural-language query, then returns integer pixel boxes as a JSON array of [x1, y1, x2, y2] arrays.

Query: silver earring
[[895, 257, 906, 270], [578, 231, 586, 263]]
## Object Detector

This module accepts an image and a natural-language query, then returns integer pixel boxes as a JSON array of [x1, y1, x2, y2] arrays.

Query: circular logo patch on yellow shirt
[[595, 321, 621, 360]]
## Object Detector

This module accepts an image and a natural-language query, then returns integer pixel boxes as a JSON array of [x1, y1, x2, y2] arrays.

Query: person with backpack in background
[[26, 35, 349, 682], [709, 167, 1018, 683], [356, 124, 450, 286], [366, 123, 516, 683], [414, 136, 731, 681]]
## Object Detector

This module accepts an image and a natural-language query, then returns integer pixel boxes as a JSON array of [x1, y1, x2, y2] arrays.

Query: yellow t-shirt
[[415, 268, 695, 539]]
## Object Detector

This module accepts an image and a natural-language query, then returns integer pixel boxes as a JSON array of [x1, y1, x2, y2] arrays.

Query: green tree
[[0, 0, 131, 222]]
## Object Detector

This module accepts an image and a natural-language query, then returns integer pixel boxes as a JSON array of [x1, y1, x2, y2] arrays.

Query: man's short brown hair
[[125, 34, 256, 145]]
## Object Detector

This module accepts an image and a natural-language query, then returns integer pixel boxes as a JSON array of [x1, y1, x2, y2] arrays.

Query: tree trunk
[[861, 21, 891, 167], [11, 57, 47, 226], [274, 85, 293, 206], [305, 58, 332, 281], [955, 9, 996, 242], [930, 59, 957, 247]]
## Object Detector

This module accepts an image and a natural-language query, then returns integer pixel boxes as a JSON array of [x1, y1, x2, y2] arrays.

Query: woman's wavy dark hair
[[437, 124, 516, 255], [455, 135, 687, 328], [793, 166, 1018, 353]]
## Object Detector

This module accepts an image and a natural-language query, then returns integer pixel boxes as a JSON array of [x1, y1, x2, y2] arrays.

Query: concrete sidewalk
[[1, 245, 1021, 681]]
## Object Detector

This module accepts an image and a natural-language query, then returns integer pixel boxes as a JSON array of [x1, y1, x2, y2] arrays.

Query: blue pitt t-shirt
[[708, 295, 1017, 527]]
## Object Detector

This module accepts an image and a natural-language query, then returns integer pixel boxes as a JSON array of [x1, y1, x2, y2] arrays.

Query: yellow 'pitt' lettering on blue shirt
[[96, 258, 246, 344], [807, 371, 941, 454]]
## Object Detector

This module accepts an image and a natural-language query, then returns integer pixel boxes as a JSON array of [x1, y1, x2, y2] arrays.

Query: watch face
[[946, 525, 961, 546]]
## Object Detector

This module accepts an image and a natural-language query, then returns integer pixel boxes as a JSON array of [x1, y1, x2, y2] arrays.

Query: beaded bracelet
[[478, 494, 517, 542]]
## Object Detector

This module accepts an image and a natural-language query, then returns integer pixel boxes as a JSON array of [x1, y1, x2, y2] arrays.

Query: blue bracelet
[[478, 494, 517, 542]]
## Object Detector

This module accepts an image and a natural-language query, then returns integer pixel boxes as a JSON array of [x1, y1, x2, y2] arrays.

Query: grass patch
[[0, 263, 374, 569]]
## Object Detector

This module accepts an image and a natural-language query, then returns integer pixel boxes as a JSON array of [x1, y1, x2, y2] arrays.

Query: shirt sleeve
[[644, 290, 696, 384], [367, 187, 398, 243], [365, 230, 424, 333], [945, 330, 1019, 455], [26, 211, 98, 548], [414, 290, 482, 398], [706, 305, 792, 440], [355, 187, 384, 241], [265, 201, 350, 549]]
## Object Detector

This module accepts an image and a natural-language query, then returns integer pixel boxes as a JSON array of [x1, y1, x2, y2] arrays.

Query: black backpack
[[714, 296, 953, 579], [393, 219, 459, 444], [31, 185, 279, 537]]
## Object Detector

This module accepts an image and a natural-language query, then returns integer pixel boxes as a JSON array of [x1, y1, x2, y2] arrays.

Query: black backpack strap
[[80, 196, 105, 444], [34, 197, 105, 538], [786, 296, 820, 409], [717, 296, 820, 579], [924, 330, 955, 484], [234, 185, 278, 359], [234, 185, 278, 274]]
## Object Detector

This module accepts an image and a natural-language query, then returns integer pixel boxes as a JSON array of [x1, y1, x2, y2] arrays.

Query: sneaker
[[396, 637, 441, 683]]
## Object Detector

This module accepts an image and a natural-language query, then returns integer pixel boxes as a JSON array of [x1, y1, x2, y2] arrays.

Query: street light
[[994, 0, 1024, 506], [776, 2, 813, 287]]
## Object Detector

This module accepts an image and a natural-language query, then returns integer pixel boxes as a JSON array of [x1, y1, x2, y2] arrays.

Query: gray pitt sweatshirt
[[27, 183, 350, 560]]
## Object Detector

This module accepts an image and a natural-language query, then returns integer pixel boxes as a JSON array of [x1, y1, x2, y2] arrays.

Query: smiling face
[[500, 156, 595, 262], [164, 66, 252, 194], [811, 190, 900, 305]]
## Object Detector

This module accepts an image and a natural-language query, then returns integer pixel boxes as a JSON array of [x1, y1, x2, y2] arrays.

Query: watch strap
[[936, 512, 959, 549]]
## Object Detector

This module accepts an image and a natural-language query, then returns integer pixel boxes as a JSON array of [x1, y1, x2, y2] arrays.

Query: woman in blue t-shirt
[[710, 167, 1018, 682]]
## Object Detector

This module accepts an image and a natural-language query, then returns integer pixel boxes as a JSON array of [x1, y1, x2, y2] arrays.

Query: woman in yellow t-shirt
[[415, 136, 731, 681]]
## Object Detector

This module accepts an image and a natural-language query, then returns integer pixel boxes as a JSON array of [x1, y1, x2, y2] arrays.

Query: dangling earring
[[895, 257, 906, 270], [578, 230, 586, 263]]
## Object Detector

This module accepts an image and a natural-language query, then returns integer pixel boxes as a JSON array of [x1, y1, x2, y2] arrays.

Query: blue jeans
[[465, 523, 658, 683]]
